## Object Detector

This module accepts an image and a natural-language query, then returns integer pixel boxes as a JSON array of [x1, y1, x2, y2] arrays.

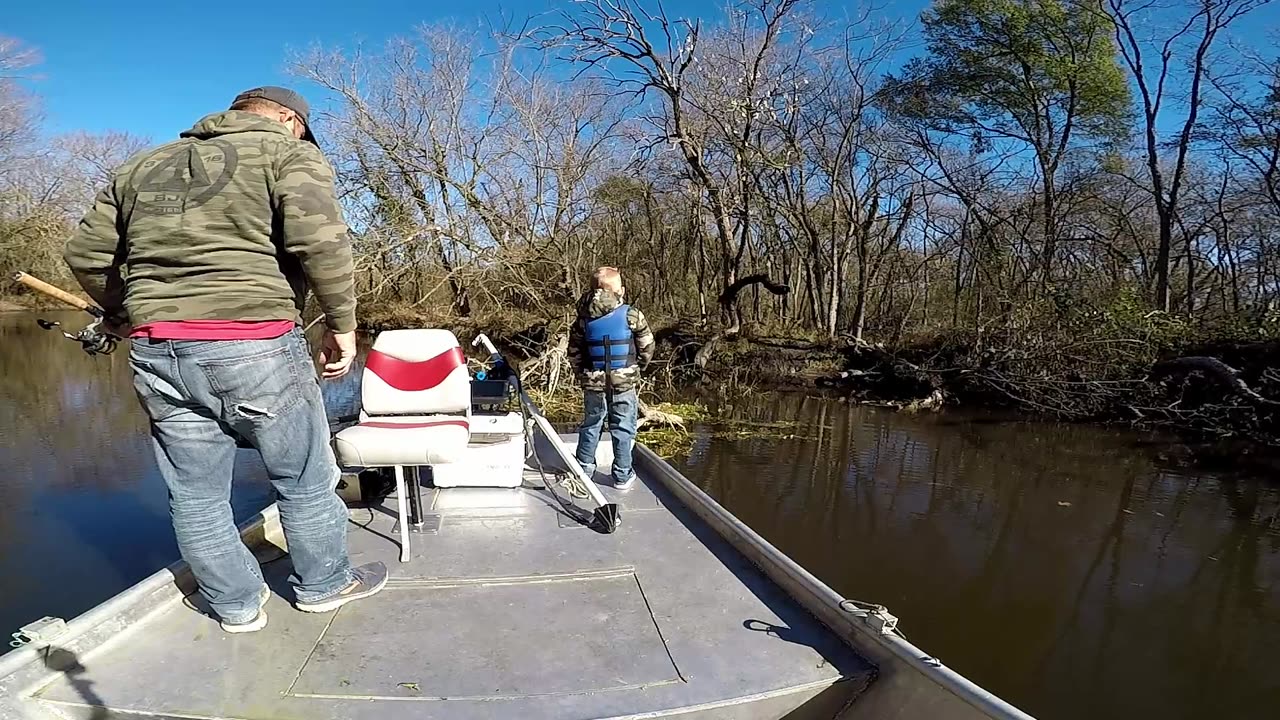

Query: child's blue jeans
[[575, 388, 638, 484]]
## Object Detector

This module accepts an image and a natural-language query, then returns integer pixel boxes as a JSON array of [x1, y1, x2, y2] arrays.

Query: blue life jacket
[[584, 305, 636, 371]]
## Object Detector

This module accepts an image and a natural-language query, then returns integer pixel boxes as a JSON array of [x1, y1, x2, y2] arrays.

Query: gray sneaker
[[220, 584, 270, 634], [613, 474, 636, 491], [295, 562, 389, 613]]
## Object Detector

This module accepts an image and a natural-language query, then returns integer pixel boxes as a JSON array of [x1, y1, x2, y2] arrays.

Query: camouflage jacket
[[567, 289, 655, 393], [63, 111, 356, 332]]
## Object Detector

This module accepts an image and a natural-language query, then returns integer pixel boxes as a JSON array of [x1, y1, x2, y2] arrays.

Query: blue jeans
[[575, 388, 638, 484], [129, 328, 353, 622]]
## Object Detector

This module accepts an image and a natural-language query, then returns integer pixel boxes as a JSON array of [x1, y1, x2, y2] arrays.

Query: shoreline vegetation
[[6, 291, 1280, 467], [378, 297, 1280, 465], [6, 0, 1280, 466]]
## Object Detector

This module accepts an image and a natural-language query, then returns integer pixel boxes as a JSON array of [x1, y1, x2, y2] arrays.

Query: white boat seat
[[333, 416, 470, 467], [329, 328, 526, 563]]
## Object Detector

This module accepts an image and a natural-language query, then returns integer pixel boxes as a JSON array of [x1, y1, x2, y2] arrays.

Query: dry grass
[[520, 388, 713, 459], [520, 387, 817, 459]]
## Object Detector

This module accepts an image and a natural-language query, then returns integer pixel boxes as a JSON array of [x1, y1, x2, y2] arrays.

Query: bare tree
[[1101, 0, 1272, 312], [0, 36, 41, 188], [1207, 51, 1280, 217], [549, 0, 797, 334], [296, 23, 630, 320], [1, 129, 150, 285]]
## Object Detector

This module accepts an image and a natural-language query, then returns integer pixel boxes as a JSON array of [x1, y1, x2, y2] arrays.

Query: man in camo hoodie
[[567, 267, 655, 489], [63, 87, 386, 634]]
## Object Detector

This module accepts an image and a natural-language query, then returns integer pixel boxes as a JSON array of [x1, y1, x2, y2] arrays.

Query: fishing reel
[[36, 317, 120, 356]]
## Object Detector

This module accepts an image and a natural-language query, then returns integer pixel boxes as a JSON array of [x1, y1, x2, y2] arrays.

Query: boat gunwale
[[632, 444, 1036, 720]]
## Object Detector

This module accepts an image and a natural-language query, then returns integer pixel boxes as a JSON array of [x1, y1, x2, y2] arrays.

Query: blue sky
[[5, 0, 1276, 143], [8, 0, 929, 142], [7, 0, 558, 140]]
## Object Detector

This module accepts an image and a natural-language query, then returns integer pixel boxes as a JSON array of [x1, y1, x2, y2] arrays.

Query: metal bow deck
[[0, 435, 1034, 720]]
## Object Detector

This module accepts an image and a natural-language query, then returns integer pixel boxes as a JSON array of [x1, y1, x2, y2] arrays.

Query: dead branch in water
[[1149, 356, 1280, 407], [638, 399, 685, 429]]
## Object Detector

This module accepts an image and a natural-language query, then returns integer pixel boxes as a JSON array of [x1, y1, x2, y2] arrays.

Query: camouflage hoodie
[[567, 288, 655, 392], [63, 110, 356, 332]]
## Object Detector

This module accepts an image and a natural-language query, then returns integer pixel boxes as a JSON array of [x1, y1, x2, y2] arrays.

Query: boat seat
[[332, 329, 525, 562], [332, 416, 470, 467]]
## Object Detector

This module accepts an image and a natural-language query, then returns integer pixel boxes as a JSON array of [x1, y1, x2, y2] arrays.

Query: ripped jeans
[[129, 329, 353, 622]]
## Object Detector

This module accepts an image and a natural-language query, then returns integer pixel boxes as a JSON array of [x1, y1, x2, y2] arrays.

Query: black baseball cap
[[231, 86, 318, 146]]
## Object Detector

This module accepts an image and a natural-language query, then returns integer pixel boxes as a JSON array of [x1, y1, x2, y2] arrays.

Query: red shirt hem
[[130, 320, 297, 341]]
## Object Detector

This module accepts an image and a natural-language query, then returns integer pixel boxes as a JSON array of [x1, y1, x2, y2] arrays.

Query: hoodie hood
[[180, 110, 297, 141], [579, 288, 625, 320]]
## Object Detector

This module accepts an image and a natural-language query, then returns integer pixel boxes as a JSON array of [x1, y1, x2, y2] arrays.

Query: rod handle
[[11, 272, 96, 314]]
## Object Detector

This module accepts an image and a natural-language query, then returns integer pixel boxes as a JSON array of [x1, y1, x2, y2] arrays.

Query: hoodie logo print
[[129, 139, 239, 216]]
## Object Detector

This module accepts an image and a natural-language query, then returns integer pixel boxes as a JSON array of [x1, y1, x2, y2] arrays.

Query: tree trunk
[[695, 219, 709, 324], [825, 236, 842, 339], [1041, 169, 1057, 286], [718, 274, 789, 336], [1155, 213, 1173, 312], [852, 246, 870, 343], [921, 254, 930, 331], [805, 259, 823, 329], [720, 246, 738, 331], [397, 159, 471, 316], [1185, 229, 1196, 316]]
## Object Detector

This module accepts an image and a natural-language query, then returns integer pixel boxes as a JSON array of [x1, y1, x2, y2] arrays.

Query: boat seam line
[[631, 571, 686, 683], [285, 677, 684, 701], [284, 605, 342, 697]]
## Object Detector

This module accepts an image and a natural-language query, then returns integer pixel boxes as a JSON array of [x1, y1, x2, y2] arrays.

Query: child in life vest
[[567, 267, 656, 489]]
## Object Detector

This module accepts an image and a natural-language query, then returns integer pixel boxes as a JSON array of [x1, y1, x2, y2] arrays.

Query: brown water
[[674, 392, 1280, 720], [1, 311, 1277, 719], [0, 312, 277, 643]]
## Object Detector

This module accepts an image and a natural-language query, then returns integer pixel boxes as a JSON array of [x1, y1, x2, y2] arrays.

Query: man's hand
[[102, 315, 132, 339], [319, 330, 357, 380]]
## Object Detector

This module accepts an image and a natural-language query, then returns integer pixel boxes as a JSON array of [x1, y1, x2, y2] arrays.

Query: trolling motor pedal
[[592, 503, 621, 533]]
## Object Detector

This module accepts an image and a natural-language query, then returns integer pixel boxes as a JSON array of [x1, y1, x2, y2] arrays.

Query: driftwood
[[1149, 356, 1280, 407], [900, 389, 945, 413], [637, 399, 685, 429]]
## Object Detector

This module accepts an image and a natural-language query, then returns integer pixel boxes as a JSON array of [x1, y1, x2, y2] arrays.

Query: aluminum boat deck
[[14, 437, 874, 720]]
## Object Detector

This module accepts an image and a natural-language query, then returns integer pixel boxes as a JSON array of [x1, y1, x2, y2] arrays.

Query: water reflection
[[677, 393, 1280, 720]]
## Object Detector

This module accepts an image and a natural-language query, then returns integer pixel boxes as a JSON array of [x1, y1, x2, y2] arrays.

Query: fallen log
[[638, 399, 685, 429], [832, 341, 941, 399], [1149, 356, 1280, 407], [900, 389, 945, 414]]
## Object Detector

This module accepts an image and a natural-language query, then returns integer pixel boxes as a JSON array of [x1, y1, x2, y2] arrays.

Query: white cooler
[[430, 412, 527, 488]]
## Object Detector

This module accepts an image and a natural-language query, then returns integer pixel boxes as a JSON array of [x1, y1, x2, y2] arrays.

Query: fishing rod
[[11, 272, 121, 356], [472, 333, 620, 534]]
